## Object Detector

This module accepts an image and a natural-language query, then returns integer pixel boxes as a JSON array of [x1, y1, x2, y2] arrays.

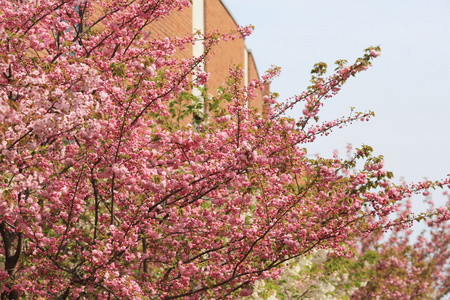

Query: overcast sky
[[222, 0, 450, 193]]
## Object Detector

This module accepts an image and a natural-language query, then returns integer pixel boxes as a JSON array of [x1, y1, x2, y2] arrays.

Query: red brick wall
[[248, 51, 265, 114], [89, 2, 192, 60], [204, 0, 246, 94], [146, 6, 193, 60]]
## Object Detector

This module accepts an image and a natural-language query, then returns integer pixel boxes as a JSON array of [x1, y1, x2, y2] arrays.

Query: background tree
[[244, 192, 449, 300], [0, 0, 448, 299]]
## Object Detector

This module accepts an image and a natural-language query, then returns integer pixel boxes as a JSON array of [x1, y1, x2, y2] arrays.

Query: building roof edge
[[247, 49, 261, 80], [218, 0, 258, 75], [218, 0, 240, 31]]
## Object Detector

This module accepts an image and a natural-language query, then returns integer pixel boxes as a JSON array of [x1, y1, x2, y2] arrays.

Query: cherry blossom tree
[[0, 0, 448, 299]]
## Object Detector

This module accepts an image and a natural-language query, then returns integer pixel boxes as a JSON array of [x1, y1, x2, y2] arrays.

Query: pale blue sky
[[222, 0, 450, 189]]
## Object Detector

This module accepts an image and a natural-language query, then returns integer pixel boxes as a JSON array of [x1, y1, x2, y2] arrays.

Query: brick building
[[148, 0, 267, 114]]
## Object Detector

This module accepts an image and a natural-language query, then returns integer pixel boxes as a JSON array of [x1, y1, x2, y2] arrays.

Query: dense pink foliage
[[0, 0, 448, 299]]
